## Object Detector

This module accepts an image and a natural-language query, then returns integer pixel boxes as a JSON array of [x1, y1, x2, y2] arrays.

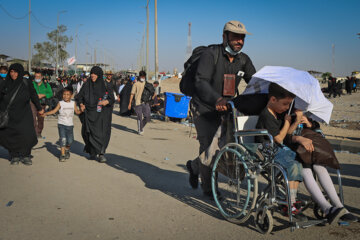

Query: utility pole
[[186, 22, 192, 61], [56, 10, 66, 78], [146, 0, 149, 80], [137, 38, 141, 71], [332, 44, 335, 77], [85, 33, 91, 73], [141, 31, 145, 70], [94, 40, 99, 65], [28, 0, 31, 72], [154, 0, 158, 81], [75, 24, 83, 75], [86, 36, 88, 72], [104, 50, 106, 72], [94, 48, 96, 65], [56, 14, 59, 78]]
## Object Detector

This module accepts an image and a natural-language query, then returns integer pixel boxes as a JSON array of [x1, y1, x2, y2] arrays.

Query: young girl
[[289, 111, 358, 224], [43, 88, 81, 162]]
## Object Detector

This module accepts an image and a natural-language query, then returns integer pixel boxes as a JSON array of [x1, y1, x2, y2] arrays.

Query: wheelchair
[[211, 101, 344, 234]]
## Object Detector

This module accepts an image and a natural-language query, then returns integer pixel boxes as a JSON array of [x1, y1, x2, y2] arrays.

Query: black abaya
[[103, 80, 114, 150], [76, 67, 114, 156], [0, 63, 41, 157], [119, 81, 132, 116]]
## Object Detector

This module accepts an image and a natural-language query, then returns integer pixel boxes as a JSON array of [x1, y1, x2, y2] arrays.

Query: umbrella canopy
[[242, 66, 333, 124]]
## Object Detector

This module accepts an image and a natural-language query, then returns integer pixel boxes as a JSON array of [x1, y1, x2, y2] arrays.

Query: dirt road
[[0, 111, 359, 240]]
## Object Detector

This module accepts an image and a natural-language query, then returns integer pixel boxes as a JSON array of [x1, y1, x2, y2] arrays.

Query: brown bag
[[223, 74, 235, 96], [296, 128, 340, 169]]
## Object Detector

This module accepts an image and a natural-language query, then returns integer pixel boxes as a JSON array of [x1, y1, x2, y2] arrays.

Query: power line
[[0, 3, 28, 19], [31, 12, 54, 29], [0, 3, 54, 30], [77, 36, 94, 50]]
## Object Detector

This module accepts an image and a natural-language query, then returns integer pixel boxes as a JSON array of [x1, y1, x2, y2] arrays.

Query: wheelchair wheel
[[265, 163, 291, 206], [255, 207, 273, 234], [211, 144, 258, 224]]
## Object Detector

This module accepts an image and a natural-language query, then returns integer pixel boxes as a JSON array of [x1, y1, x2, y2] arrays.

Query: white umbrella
[[242, 66, 333, 124]]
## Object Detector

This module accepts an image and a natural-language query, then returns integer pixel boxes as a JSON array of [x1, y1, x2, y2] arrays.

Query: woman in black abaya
[[76, 66, 114, 162], [0, 63, 43, 165], [119, 78, 133, 116]]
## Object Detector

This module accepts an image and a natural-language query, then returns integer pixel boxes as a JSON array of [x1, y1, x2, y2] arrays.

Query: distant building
[[7, 58, 28, 70], [352, 71, 360, 79], [308, 70, 323, 78], [0, 54, 9, 66], [76, 63, 109, 72]]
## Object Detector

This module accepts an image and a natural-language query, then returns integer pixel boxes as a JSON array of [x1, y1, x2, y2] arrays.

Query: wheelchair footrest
[[292, 219, 327, 229]]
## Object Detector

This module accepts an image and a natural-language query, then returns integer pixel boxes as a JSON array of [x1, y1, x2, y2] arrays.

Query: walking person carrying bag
[[0, 80, 22, 128], [0, 63, 43, 165]]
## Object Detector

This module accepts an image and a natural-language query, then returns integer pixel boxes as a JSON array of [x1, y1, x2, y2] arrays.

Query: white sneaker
[[138, 131, 144, 135]]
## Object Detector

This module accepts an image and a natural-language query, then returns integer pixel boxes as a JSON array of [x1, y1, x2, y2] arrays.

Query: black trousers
[[190, 106, 222, 193]]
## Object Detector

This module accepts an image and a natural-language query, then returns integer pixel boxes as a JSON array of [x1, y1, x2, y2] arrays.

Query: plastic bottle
[[97, 98, 102, 112], [103, 92, 108, 100], [295, 123, 303, 135]]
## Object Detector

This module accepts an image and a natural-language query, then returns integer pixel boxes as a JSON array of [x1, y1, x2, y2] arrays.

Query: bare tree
[[33, 25, 72, 68]]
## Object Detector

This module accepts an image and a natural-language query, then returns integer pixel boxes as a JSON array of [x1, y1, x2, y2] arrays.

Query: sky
[[0, 0, 359, 76]]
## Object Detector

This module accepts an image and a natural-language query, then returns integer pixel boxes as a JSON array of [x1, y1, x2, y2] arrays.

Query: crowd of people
[[326, 75, 358, 98], [0, 19, 358, 229], [0, 63, 162, 164]]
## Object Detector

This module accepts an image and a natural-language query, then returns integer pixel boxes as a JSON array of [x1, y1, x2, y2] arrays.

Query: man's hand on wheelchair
[[215, 97, 228, 111]]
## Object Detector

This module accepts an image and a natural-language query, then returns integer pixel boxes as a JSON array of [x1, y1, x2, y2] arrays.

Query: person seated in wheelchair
[[255, 83, 308, 221], [288, 112, 358, 224]]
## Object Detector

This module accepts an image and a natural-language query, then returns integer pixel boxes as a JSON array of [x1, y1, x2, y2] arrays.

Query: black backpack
[[180, 44, 220, 97], [141, 82, 155, 103]]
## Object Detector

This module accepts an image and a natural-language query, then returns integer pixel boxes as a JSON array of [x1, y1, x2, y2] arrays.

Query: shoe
[[340, 213, 358, 222], [98, 154, 107, 163], [326, 207, 347, 225], [186, 160, 198, 189], [281, 203, 308, 222], [293, 201, 303, 209], [88, 154, 97, 160], [65, 150, 70, 159], [21, 156, 32, 166], [203, 190, 222, 201], [138, 131, 144, 135], [10, 157, 20, 165], [59, 155, 66, 162]]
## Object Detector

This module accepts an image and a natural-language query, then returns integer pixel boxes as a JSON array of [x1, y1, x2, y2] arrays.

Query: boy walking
[[43, 88, 81, 162]]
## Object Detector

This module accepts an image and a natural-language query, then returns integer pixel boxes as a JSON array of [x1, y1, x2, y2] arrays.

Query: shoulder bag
[[0, 81, 23, 129]]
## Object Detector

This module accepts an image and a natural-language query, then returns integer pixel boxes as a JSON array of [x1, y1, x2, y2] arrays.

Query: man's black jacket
[[192, 44, 256, 115]]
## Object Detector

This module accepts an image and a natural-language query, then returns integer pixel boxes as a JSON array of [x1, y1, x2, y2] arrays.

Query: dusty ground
[[0, 110, 359, 240], [0, 78, 359, 240]]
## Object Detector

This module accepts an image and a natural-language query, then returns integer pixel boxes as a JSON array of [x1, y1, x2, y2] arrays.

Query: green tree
[[33, 25, 72, 68], [321, 72, 332, 79]]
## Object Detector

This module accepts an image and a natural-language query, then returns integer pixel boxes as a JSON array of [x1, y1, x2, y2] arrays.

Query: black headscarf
[[84, 66, 106, 106], [4, 63, 25, 93]]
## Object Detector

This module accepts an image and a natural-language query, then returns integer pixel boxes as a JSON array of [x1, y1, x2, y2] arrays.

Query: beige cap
[[223, 20, 252, 35]]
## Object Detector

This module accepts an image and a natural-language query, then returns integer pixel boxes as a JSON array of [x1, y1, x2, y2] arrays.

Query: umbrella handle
[[287, 99, 294, 115]]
